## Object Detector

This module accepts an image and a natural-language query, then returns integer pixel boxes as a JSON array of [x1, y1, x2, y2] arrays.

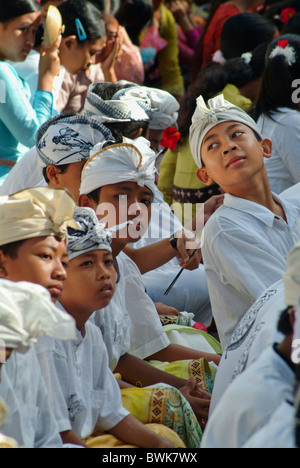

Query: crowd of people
[[0, 0, 300, 449]]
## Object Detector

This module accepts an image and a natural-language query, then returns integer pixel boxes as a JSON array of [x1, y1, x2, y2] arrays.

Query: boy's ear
[[130, 128, 144, 140], [0, 251, 8, 278], [196, 167, 215, 186], [46, 165, 61, 185], [78, 194, 97, 210], [261, 139, 272, 159]]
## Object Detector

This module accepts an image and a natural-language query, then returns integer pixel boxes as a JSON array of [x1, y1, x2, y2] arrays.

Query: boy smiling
[[190, 94, 300, 349]]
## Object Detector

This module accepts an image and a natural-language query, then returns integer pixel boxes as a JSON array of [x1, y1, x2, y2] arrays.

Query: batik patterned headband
[[36, 114, 113, 166], [67, 207, 113, 260]]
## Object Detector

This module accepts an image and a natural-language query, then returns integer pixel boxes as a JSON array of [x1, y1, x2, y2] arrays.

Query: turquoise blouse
[[0, 61, 53, 185]]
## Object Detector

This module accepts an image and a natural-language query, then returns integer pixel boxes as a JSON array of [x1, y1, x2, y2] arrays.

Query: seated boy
[[83, 81, 212, 323], [189, 94, 300, 349], [0, 186, 77, 447], [201, 305, 297, 448], [202, 241, 300, 447], [36, 113, 114, 202], [35, 207, 185, 448], [79, 136, 220, 424]]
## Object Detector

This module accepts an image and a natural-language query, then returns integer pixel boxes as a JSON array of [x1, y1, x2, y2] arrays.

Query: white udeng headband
[[269, 40, 297, 66]]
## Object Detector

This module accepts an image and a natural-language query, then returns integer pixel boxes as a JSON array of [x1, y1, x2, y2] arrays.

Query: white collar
[[223, 192, 300, 228]]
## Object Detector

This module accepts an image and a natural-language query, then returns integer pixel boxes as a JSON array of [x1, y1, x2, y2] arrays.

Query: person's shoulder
[[35, 334, 69, 358], [204, 199, 243, 233], [203, 204, 233, 242], [270, 108, 300, 126], [280, 182, 300, 205], [0, 61, 18, 79]]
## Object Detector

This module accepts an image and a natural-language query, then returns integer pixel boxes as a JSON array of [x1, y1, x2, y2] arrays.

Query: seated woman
[[0, 0, 60, 185]]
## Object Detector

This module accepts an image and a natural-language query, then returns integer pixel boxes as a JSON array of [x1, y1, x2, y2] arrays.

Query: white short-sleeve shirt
[[202, 190, 300, 349], [35, 311, 129, 440], [118, 251, 170, 359]]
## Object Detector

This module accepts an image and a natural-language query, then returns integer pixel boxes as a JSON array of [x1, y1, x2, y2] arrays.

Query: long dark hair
[[115, 0, 153, 45], [220, 13, 277, 60], [178, 42, 268, 142], [254, 33, 300, 119], [0, 0, 40, 22], [58, 0, 106, 42]]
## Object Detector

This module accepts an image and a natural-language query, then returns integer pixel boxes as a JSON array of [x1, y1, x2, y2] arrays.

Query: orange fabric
[[202, 3, 242, 67]]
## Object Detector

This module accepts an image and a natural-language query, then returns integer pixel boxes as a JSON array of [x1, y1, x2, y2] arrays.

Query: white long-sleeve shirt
[[201, 345, 295, 448], [202, 188, 300, 349]]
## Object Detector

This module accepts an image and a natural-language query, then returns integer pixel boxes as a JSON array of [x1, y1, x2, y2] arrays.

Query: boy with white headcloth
[[201, 240, 300, 448], [0, 186, 77, 447], [189, 94, 300, 349], [35, 113, 114, 202], [83, 81, 213, 324], [0, 280, 76, 448], [79, 136, 221, 427], [36, 207, 185, 448]]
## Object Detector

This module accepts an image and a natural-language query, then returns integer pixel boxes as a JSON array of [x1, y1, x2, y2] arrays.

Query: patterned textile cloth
[[121, 383, 203, 448]]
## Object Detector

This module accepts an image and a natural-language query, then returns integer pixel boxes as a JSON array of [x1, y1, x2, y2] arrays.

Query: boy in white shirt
[[0, 281, 76, 449], [0, 186, 77, 448], [201, 307, 297, 448], [79, 136, 220, 427], [189, 94, 300, 349], [201, 240, 300, 448], [36, 206, 184, 448]]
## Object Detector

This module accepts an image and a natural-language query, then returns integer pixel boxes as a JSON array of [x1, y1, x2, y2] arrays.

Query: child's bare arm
[[123, 229, 201, 274], [115, 352, 187, 388], [147, 343, 221, 366], [109, 414, 175, 448], [60, 430, 87, 448], [115, 353, 212, 427]]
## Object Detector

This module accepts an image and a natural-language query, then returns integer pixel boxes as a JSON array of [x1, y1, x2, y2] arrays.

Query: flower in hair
[[278, 40, 289, 49], [241, 52, 252, 64], [280, 7, 297, 24], [269, 40, 297, 66], [161, 127, 181, 151]]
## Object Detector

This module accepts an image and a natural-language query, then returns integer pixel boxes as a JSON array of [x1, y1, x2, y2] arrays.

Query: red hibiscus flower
[[280, 7, 297, 24], [161, 127, 181, 151]]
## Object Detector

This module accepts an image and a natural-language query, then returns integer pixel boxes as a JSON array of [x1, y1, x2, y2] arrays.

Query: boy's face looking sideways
[[59, 249, 116, 329], [196, 121, 272, 192], [80, 181, 153, 244], [0, 236, 68, 302]]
